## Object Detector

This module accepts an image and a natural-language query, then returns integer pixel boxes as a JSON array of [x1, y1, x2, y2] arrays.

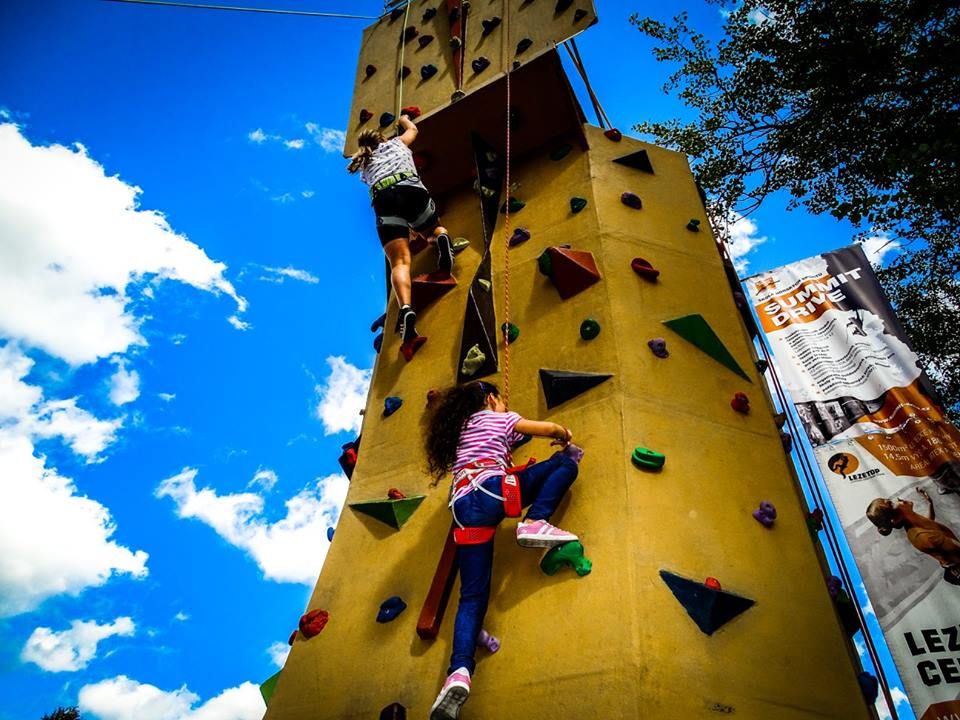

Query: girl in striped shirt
[[425, 380, 583, 719]]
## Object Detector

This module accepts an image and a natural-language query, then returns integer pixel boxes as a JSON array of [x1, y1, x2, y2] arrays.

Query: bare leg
[[383, 237, 412, 308]]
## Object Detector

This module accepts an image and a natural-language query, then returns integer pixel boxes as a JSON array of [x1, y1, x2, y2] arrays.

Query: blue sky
[[0, 1, 906, 719]]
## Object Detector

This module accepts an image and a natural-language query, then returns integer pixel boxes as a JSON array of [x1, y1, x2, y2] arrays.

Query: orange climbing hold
[[388, 488, 406, 500], [544, 247, 601, 300]]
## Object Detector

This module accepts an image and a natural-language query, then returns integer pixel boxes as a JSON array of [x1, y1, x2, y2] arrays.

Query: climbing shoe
[[437, 233, 454, 274], [516, 519, 578, 548], [430, 667, 471, 720], [398, 305, 418, 343]]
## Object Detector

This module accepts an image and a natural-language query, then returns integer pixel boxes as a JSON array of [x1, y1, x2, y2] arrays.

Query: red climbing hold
[[620, 191, 642, 209], [401, 105, 422, 119], [631, 257, 660, 280], [299, 609, 329, 639], [359, 109, 373, 123], [365, 64, 377, 78], [426, 388, 442, 406], [411, 271, 457, 311], [704, 577, 722, 591], [387, 488, 406, 500], [604, 128, 623, 142], [400, 335, 427, 362], [543, 247, 601, 300], [731, 392, 750, 414]]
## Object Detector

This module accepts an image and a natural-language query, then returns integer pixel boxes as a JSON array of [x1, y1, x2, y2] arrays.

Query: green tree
[[41, 709, 81, 720], [631, 0, 960, 418]]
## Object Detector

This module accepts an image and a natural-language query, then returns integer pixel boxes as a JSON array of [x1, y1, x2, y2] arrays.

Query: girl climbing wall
[[424, 380, 584, 719], [347, 113, 453, 349]]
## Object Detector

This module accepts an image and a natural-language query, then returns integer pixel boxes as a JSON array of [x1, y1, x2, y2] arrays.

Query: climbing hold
[[379, 112, 396, 128], [704, 577, 722, 591], [539, 368, 612, 409], [461, 344, 487, 377], [541, 540, 592, 576], [472, 57, 491, 73], [858, 672, 879, 704], [509, 228, 531, 247], [260, 671, 282, 706], [420, 64, 438, 80], [604, 128, 623, 142], [417, 34, 434, 48], [370, 313, 386, 332], [730, 392, 750, 414], [422, 7, 436, 21], [477, 629, 500, 653], [550, 144, 572, 161], [555, 0, 573, 12], [660, 570, 755, 635], [365, 64, 377, 78], [477, 278, 491, 292], [481, 17, 501, 35], [350, 495, 426, 529], [501, 322, 519, 343], [373, 332, 383, 353], [613, 149, 654, 173], [359, 108, 373, 123], [620, 191, 642, 209], [806, 508, 824, 533], [449, 36, 462, 51], [401, 105, 422, 119], [383, 396, 403, 417], [398, 66, 411, 80], [326, 526, 334, 542], [512, 60, 521, 70], [376, 595, 407, 623], [755, 358, 768, 373], [780, 431, 793, 453], [732, 291, 747, 309], [752, 501, 777, 528], [500, 197, 525, 214], [631, 257, 660, 280], [687, 218, 701, 231], [452, 237, 470, 253], [574, 8, 588, 21], [662, 314, 750, 380], [647, 338, 669, 359], [299, 609, 329, 639], [402, 25, 418, 43], [631, 446, 665, 470], [380, 703, 407, 720], [829, 579, 861, 636], [400, 335, 427, 362], [411, 271, 457, 310], [338, 439, 359, 479], [541, 247, 602, 299], [389, 6, 404, 21], [287, 629, 298, 645], [516, 37, 533, 55], [570, 196, 588, 213], [579, 318, 601, 340]]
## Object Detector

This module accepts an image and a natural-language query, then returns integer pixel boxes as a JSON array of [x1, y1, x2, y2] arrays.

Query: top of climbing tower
[[344, 0, 598, 156]]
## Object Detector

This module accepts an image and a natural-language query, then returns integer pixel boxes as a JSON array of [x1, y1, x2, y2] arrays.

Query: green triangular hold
[[260, 670, 281, 705], [349, 496, 426, 529], [662, 314, 750, 381]]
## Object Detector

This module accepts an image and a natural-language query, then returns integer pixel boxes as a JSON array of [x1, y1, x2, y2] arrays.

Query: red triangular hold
[[547, 247, 601, 299], [400, 336, 427, 361], [411, 272, 457, 311]]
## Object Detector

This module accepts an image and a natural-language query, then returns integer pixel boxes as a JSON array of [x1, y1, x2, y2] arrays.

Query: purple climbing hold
[[826, 575, 843, 599], [472, 57, 491, 73], [384, 396, 403, 417], [509, 228, 531, 247], [620, 191, 642, 209], [648, 338, 669, 358], [752, 501, 777, 528]]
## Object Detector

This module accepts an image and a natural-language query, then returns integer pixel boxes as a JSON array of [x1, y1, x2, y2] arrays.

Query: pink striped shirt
[[453, 410, 524, 484]]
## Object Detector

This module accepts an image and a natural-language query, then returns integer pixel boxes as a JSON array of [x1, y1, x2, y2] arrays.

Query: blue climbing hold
[[420, 64, 438, 80], [384, 396, 403, 417], [326, 527, 334, 542], [370, 313, 386, 332], [509, 228, 531, 247], [373, 332, 383, 353], [376, 596, 407, 623], [379, 112, 396, 128]]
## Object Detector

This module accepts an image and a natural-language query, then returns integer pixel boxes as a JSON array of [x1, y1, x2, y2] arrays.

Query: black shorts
[[372, 183, 440, 245]]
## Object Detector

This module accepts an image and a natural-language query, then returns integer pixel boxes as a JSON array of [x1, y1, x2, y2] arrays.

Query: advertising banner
[[747, 245, 960, 719]]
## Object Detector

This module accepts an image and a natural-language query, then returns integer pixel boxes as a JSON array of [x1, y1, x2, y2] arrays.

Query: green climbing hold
[[570, 196, 588, 213], [550, 144, 572, 161], [350, 496, 426, 529], [580, 318, 601, 340], [500, 197, 525, 214], [501, 322, 519, 343], [478, 278, 491, 292], [260, 670, 282, 705], [537, 248, 553, 277], [452, 237, 470, 253], [662, 314, 750, 381], [632, 447, 665, 470], [541, 540, 592, 577], [461, 344, 487, 376]]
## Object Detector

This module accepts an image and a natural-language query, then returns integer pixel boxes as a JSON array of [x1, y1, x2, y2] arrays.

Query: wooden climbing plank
[[417, 526, 458, 640]]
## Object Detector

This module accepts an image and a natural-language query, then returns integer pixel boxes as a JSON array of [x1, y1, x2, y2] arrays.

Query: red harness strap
[[452, 458, 535, 544]]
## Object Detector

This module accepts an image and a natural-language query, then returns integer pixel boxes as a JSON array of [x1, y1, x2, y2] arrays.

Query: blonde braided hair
[[347, 129, 384, 174]]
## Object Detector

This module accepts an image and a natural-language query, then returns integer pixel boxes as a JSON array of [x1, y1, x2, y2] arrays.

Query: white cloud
[[173, 611, 189, 622], [266, 641, 289, 668], [248, 467, 278, 492], [305, 124, 345, 154], [301, 190, 315, 199], [747, 7, 775, 24], [0, 431, 148, 617], [857, 234, 900, 267], [313, 356, 371, 435], [720, 210, 768, 275], [79, 676, 265, 720], [258, 266, 319, 285], [0, 122, 246, 366], [227, 315, 251, 331], [21, 616, 135, 672], [108, 359, 140, 406], [284, 139, 305, 150], [247, 129, 267, 144], [157, 393, 176, 402], [155, 467, 348, 584]]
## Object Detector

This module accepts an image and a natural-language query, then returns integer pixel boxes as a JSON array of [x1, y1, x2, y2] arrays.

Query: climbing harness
[[369, 170, 417, 196], [448, 458, 531, 544]]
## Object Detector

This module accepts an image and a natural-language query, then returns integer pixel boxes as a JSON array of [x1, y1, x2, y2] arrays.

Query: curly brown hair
[[425, 381, 499, 479]]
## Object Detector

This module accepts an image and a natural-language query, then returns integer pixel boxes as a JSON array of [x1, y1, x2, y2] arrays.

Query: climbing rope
[[395, 0, 412, 124], [563, 39, 611, 129], [752, 321, 900, 720], [502, 1, 513, 409]]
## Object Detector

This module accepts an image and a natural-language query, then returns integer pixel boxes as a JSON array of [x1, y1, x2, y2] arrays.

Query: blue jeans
[[448, 453, 578, 674]]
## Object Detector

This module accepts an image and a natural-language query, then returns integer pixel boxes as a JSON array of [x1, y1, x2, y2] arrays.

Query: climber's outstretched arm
[[514, 418, 572, 447], [398, 114, 418, 146]]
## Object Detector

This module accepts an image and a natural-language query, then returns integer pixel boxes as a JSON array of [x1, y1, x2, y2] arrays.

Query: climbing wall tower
[[264, 2, 873, 718]]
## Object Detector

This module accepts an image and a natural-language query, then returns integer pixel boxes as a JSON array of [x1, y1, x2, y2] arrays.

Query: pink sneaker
[[516, 519, 579, 548], [430, 667, 471, 719]]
